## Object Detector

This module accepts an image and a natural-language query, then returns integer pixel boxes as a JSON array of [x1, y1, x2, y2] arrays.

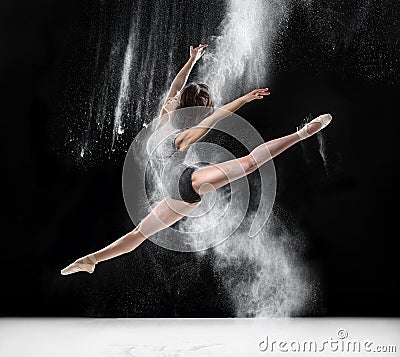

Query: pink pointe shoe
[[296, 114, 332, 140], [61, 255, 97, 276]]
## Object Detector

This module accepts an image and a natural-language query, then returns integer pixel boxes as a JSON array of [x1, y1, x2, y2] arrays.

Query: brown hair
[[178, 82, 214, 110]]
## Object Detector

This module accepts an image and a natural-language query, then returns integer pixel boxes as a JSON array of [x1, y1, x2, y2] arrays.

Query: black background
[[1, 0, 399, 317]]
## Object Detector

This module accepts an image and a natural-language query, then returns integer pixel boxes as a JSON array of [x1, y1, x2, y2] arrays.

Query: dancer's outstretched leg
[[61, 197, 199, 275], [192, 114, 332, 194], [61, 114, 331, 276]]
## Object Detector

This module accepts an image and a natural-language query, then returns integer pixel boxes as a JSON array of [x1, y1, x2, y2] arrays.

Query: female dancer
[[61, 43, 331, 275]]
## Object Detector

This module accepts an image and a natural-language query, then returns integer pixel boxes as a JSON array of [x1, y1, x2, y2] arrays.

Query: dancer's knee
[[132, 224, 148, 241], [116, 229, 147, 255], [243, 154, 258, 174]]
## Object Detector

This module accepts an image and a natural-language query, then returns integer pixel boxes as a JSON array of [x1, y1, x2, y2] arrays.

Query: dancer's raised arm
[[159, 44, 208, 119], [174, 88, 270, 151]]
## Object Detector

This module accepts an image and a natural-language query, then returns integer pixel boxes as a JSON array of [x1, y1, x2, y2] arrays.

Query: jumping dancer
[[61, 44, 331, 275]]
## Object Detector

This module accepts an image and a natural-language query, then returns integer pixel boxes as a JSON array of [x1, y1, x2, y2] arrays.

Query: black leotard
[[147, 128, 207, 203]]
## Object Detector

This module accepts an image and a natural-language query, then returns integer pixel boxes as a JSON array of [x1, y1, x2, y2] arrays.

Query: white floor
[[0, 318, 399, 356]]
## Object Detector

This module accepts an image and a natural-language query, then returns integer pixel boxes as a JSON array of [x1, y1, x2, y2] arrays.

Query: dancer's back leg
[[92, 197, 199, 262], [61, 197, 198, 275]]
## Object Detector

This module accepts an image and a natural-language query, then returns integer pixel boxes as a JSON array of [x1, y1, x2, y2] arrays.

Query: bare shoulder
[[174, 129, 191, 152]]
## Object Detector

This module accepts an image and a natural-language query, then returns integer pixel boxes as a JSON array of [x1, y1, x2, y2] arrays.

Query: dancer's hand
[[189, 43, 208, 62], [243, 88, 270, 103]]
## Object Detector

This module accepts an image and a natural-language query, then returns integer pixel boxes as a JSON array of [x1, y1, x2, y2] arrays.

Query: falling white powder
[[317, 132, 328, 175], [197, 0, 282, 105], [113, 29, 136, 150]]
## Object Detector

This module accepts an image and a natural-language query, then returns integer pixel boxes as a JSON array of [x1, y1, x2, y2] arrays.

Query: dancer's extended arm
[[174, 88, 270, 151], [158, 44, 208, 119]]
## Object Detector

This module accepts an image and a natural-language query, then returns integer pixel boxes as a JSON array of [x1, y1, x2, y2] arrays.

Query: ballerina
[[61, 43, 332, 275]]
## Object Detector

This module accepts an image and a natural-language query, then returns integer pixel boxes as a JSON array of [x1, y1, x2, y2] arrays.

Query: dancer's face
[[163, 92, 181, 112]]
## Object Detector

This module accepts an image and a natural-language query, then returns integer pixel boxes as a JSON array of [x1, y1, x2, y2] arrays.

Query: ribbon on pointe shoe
[[297, 114, 332, 140], [61, 255, 96, 276]]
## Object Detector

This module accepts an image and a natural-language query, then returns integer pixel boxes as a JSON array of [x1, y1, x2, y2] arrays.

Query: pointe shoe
[[296, 114, 332, 140], [61, 255, 97, 276]]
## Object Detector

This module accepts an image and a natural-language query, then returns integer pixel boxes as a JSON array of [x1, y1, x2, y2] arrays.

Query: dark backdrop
[[0, 0, 399, 317]]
